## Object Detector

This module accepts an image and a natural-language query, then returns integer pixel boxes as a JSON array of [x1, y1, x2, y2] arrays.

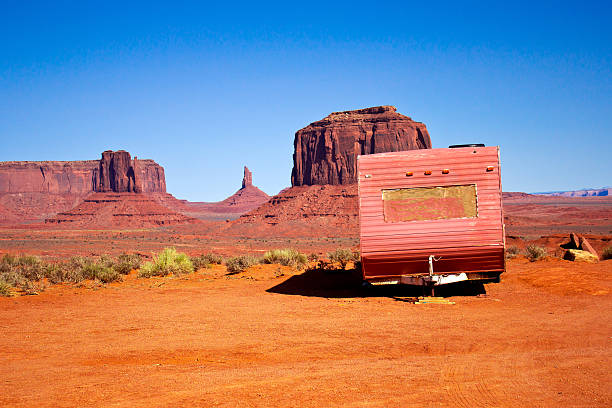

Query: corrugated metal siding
[[358, 146, 505, 280]]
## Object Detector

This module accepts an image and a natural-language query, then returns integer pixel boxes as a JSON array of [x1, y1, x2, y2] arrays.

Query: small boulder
[[563, 249, 599, 263], [579, 237, 599, 259]]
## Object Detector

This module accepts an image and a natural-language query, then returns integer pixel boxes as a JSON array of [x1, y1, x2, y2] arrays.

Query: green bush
[[602, 246, 612, 260], [114, 253, 142, 274], [262, 249, 307, 269], [65, 256, 122, 283], [328, 248, 360, 269], [225, 255, 258, 274], [525, 245, 547, 262], [139, 248, 194, 277]]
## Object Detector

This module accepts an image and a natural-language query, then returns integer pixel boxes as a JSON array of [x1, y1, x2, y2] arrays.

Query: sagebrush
[[525, 245, 547, 262], [139, 248, 194, 277], [506, 246, 521, 259], [262, 249, 307, 269], [191, 253, 223, 270], [0, 253, 128, 296], [602, 246, 612, 260], [328, 248, 360, 269], [225, 255, 258, 274]]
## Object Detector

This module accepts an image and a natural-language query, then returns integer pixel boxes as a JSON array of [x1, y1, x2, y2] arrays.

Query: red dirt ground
[[1, 258, 611, 407]]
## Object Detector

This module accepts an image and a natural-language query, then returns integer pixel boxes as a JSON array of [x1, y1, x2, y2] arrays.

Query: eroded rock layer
[[226, 184, 359, 237], [45, 193, 197, 228], [291, 106, 431, 186]]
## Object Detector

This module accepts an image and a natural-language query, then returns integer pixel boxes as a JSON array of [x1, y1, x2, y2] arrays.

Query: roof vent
[[449, 144, 485, 148]]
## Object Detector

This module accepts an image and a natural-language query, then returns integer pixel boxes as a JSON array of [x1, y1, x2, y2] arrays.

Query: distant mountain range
[[533, 187, 610, 197]]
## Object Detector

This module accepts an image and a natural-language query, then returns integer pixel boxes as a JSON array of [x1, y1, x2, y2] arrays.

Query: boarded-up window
[[382, 185, 478, 222]]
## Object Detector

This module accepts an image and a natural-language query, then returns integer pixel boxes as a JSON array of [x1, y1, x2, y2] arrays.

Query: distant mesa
[[0, 150, 168, 224], [291, 105, 431, 186], [534, 187, 610, 197], [0, 150, 165, 196]]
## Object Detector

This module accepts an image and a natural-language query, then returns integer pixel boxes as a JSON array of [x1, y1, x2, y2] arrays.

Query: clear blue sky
[[1, 1, 610, 200]]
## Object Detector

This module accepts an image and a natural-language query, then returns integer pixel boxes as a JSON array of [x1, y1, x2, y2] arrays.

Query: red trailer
[[357, 145, 505, 289]]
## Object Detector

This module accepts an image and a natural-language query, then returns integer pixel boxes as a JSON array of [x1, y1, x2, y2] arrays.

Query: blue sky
[[1, 1, 610, 200]]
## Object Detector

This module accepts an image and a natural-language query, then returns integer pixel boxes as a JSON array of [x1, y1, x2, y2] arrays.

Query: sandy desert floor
[[1, 257, 610, 407]]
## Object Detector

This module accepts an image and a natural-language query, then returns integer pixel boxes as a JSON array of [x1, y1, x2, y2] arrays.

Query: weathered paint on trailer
[[357, 146, 505, 285]]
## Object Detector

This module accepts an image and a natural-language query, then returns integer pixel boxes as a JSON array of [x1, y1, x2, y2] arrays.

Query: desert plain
[[1, 107, 611, 407], [1, 192, 611, 407]]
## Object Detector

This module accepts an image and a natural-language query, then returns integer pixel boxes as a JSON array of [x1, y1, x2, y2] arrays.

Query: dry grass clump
[[505, 246, 521, 259], [139, 248, 194, 278], [0, 279, 12, 296], [225, 255, 259, 274], [328, 248, 360, 269], [0, 253, 131, 296], [113, 253, 142, 275], [191, 253, 224, 270], [601, 246, 612, 260], [262, 249, 307, 269], [308, 253, 319, 262], [525, 245, 547, 262]]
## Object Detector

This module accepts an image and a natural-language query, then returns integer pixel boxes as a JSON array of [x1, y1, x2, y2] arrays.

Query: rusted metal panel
[[358, 146, 505, 281]]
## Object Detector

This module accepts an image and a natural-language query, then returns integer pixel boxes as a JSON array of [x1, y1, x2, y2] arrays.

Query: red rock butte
[[233, 106, 432, 236], [0, 150, 167, 223], [291, 105, 431, 186]]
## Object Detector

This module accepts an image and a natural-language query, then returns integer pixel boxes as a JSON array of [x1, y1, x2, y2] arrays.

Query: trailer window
[[382, 184, 477, 222]]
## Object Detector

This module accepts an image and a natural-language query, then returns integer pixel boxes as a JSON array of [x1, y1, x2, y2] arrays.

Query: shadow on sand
[[266, 266, 487, 300]]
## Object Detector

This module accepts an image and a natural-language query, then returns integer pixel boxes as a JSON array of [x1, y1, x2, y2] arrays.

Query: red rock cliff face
[[0, 150, 165, 195], [93, 150, 165, 193], [291, 106, 432, 186], [0, 161, 99, 194]]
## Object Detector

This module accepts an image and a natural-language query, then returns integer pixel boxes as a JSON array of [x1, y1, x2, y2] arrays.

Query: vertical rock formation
[[93, 150, 166, 193], [242, 166, 253, 188], [291, 106, 432, 186], [95, 150, 135, 192]]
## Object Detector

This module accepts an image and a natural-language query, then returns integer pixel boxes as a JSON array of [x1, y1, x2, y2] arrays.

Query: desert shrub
[[0, 254, 47, 288], [191, 255, 211, 270], [139, 247, 194, 278], [506, 246, 521, 259], [328, 248, 360, 269], [191, 253, 222, 270], [0, 279, 12, 297], [225, 255, 258, 274], [94, 266, 120, 283], [114, 253, 142, 274], [21, 280, 47, 295], [307, 253, 319, 262], [262, 249, 308, 269], [602, 246, 612, 260], [525, 245, 547, 262], [44, 263, 71, 284], [202, 253, 223, 265]]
